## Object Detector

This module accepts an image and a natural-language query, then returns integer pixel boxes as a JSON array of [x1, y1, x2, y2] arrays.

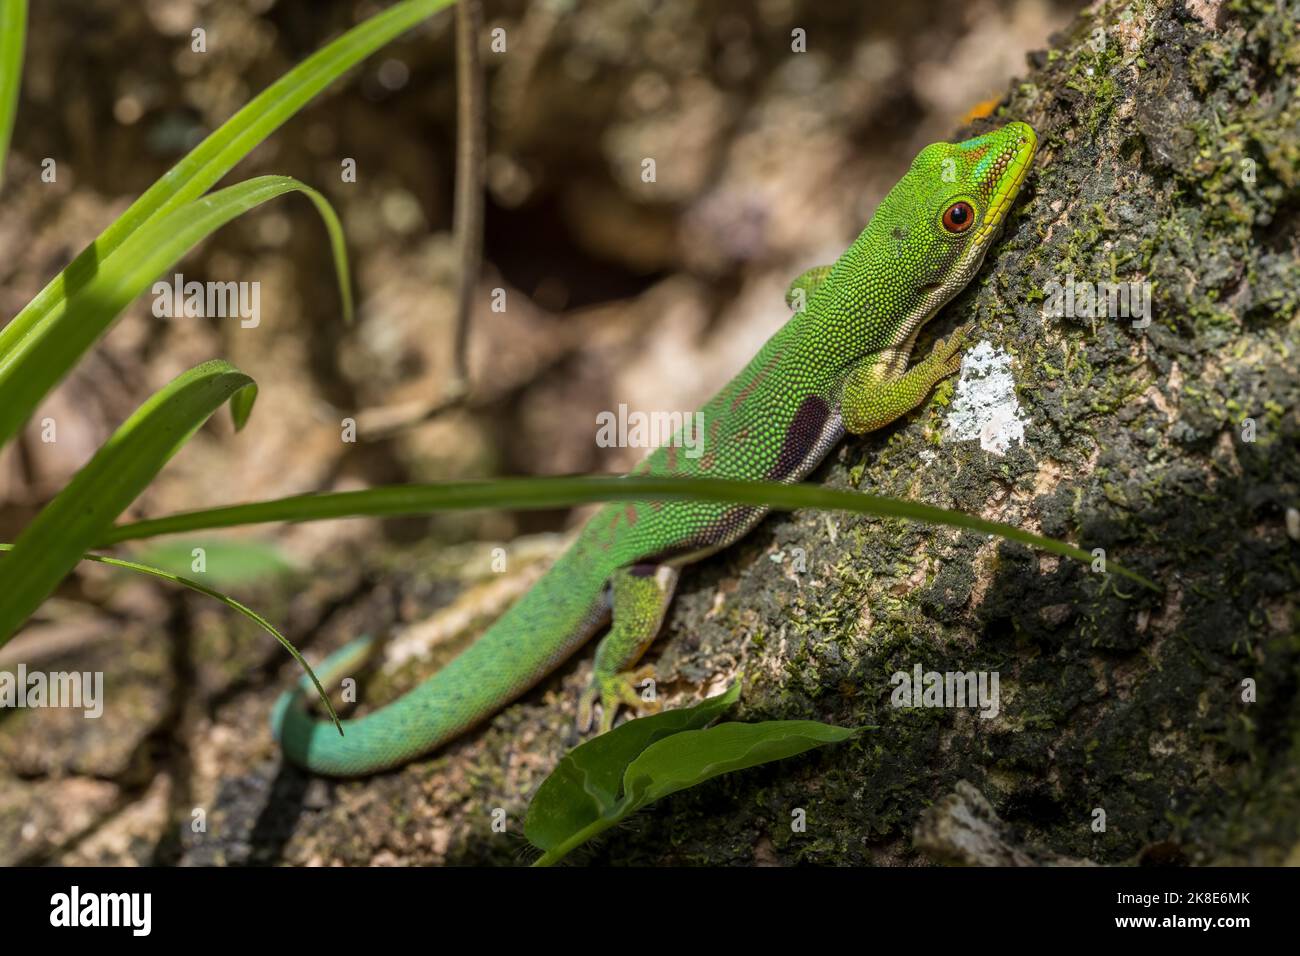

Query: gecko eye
[[942, 201, 974, 233]]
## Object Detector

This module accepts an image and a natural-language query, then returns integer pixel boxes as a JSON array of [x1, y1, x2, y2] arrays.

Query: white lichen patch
[[944, 340, 1028, 455]]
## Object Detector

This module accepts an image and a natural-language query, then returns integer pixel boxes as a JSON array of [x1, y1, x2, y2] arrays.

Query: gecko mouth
[[973, 125, 1037, 248]]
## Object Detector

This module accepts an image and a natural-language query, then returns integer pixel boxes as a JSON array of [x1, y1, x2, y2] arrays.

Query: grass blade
[[128, 538, 295, 588], [0, 0, 452, 368], [0, 0, 24, 188], [0, 175, 350, 447], [0, 544, 340, 730], [96, 476, 1160, 591], [0, 359, 259, 644]]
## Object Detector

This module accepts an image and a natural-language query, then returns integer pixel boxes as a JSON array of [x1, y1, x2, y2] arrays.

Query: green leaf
[[0, 175, 348, 449], [230, 379, 260, 431], [622, 720, 858, 810], [0, 0, 25, 188], [0, 543, 338, 730], [0, 0, 453, 372], [127, 538, 296, 588], [97, 476, 1160, 591], [525, 684, 740, 853], [0, 359, 258, 644], [526, 692, 856, 867]]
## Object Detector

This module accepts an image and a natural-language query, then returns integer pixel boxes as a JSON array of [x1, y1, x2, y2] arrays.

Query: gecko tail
[[271, 543, 612, 777], [271, 634, 379, 768]]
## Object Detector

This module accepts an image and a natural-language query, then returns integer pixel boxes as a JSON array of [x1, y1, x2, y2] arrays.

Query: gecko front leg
[[838, 324, 971, 434]]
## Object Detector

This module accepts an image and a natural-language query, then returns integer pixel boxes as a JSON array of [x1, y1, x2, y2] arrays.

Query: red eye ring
[[942, 201, 975, 233]]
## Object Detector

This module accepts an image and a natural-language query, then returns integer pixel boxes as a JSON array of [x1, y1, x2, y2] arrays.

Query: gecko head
[[879, 121, 1037, 303], [928, 121, 1036, 248]]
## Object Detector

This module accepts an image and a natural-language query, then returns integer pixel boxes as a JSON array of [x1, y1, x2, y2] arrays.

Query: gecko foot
[[933, 323, 973, 374], [577, 664, 661, 734]]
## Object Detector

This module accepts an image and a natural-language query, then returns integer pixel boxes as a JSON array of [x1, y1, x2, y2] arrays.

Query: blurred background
[[0, 0, 1087, 565]]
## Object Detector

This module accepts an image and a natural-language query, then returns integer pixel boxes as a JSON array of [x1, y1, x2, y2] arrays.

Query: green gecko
[[273, 121, 1039, 776]]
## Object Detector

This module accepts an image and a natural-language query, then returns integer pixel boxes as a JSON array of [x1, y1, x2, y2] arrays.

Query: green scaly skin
[[274, 121, 1038, 777]]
